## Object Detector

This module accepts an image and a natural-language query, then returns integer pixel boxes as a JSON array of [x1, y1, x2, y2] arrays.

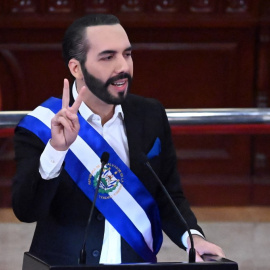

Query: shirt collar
[[72, 82, 124, 122]]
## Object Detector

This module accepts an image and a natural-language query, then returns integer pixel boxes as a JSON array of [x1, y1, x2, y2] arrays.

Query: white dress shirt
[[39, 83, 203, 263]]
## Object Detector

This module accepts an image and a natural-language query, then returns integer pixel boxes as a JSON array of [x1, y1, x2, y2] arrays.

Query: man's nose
[[114, 55, 130, 74]]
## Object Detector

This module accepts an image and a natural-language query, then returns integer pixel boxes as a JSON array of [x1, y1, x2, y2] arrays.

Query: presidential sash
[[18, 97, 163, 262]]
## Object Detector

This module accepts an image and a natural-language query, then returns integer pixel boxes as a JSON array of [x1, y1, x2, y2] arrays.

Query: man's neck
[[91, 102, 115, 126]]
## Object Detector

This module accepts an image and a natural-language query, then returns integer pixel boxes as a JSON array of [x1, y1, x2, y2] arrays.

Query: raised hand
[[50, 79, 86, 151]]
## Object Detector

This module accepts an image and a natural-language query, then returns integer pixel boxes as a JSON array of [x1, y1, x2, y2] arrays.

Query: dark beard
[[81, 64, 132, 105]]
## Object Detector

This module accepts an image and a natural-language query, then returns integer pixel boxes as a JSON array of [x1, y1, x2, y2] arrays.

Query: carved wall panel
[[175, 135, 251, 205], [0, 48, 19, 110], [131, 37, 253, 109], [0, 44, 70, 110], [252, 1, 270, 204]]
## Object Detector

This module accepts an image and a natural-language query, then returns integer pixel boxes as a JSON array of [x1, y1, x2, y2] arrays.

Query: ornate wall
[[0, 0, 270, 206]]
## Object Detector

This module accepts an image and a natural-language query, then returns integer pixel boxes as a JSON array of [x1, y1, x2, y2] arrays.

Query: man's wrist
[[181, 230, 205, 249], [39, 140, 68, 179]]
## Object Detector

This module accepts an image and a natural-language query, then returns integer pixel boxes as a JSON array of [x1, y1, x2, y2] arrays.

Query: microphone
[[140, 153, 196, 263], [79, 152, 110, 264]]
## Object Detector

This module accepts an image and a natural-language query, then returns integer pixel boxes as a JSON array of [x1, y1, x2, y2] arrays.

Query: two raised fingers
[[62, 78, 86, 114]]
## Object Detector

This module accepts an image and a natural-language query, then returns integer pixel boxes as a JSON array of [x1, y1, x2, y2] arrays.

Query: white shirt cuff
[[181, 230, 205, 249], [39, 140, 68, 180]]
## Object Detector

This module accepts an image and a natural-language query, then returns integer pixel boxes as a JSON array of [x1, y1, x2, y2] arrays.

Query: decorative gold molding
[[10, 0, 37, 13], [1, 0, 259, 15]]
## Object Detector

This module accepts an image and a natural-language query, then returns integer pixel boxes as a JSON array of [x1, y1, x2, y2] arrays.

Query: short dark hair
[[62, 14, 120, 67]]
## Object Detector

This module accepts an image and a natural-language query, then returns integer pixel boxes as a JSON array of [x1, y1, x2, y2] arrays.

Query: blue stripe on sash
[[18, 97, 163, 262]]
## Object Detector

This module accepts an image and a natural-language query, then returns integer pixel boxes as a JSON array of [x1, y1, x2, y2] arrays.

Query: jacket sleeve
[[154, 102, 204, 250], [12, 126, 64, 222]]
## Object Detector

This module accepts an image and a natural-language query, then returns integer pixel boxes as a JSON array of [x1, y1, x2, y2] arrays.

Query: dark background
[[0, 0, 270, 207]]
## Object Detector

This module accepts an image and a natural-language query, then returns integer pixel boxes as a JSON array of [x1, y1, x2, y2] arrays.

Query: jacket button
[[92, 250, 100, 257], [96, 213, 104, 221]]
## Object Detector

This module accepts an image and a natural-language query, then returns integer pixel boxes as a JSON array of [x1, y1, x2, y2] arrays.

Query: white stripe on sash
[[109, 187, 153, 250], [29, 106, 53, 127], [29, 105, 154, 251]]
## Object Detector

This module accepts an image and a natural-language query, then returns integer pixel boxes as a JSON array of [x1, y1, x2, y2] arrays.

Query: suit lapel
[[122, 97, 144, 172]]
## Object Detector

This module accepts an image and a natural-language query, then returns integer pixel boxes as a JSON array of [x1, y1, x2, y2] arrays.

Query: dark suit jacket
[[12, 93, 203, 265]]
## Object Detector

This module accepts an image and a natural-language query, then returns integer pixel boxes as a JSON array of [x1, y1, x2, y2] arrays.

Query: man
[[12, 14, 224, 265]]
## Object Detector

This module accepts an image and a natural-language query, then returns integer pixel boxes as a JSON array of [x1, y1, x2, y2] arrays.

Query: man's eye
[[101, 55, 113, 61]]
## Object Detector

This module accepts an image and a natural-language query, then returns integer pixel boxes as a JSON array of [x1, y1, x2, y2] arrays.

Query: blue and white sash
[[18, 97, 163, 262]]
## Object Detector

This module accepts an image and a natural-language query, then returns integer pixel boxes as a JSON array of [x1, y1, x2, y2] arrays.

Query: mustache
[[105, 73, 132, 87]]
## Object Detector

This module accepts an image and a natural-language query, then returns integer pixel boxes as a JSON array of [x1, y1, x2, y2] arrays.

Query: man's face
[[82, 24, 133, 105], [81, 63, 132, 105]]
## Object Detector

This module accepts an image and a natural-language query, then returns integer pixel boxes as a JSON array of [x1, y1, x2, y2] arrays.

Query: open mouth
[[111, 79, 128, 91], [111, 79, 127, 87]]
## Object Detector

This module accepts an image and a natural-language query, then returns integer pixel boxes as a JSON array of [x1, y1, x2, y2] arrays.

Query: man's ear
[[68, 59, 83, 80]]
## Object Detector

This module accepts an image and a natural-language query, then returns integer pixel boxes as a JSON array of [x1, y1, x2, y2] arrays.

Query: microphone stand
[[79, 152, 110, 264], [144, 159, 196, 263]]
